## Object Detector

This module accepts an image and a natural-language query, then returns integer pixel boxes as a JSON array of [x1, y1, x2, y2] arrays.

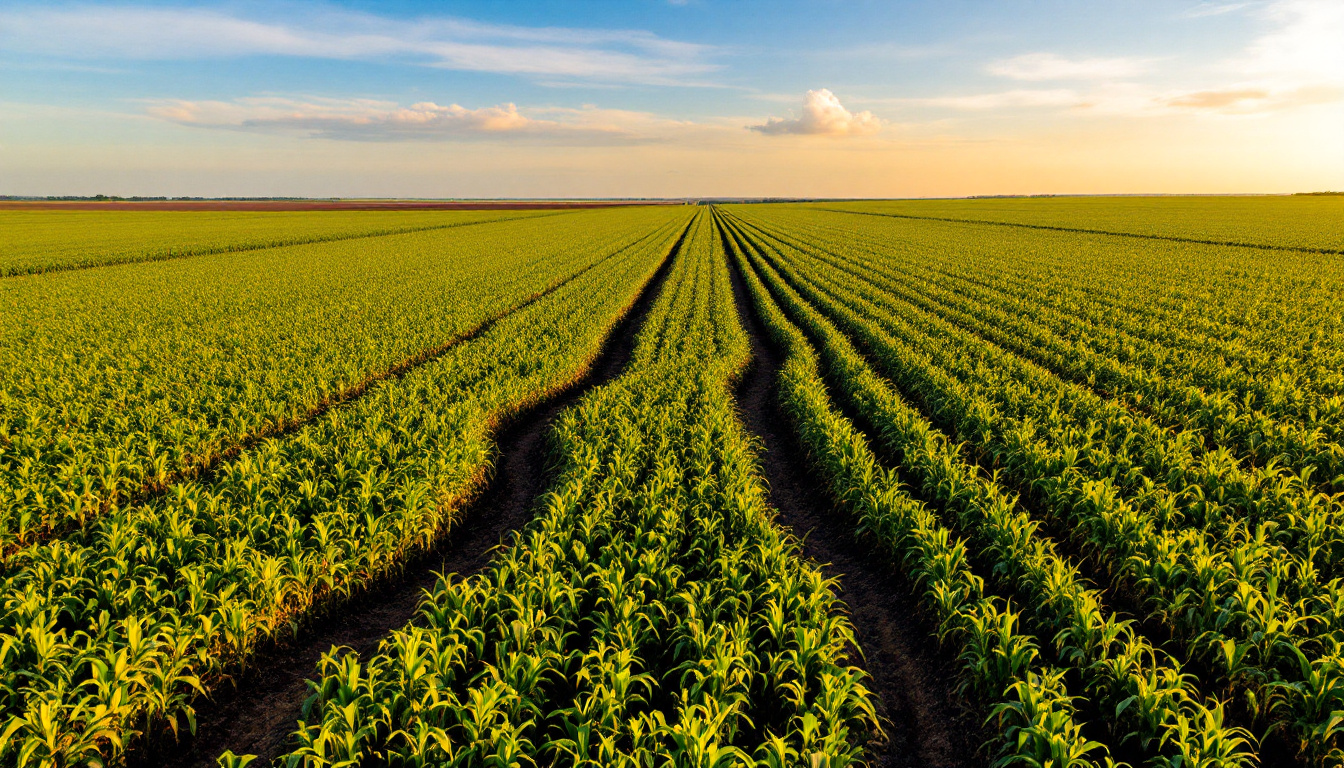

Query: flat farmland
[[0, 208, 563, 275], [818, 194, 1344, 253], [2, 197, 1342, 768]]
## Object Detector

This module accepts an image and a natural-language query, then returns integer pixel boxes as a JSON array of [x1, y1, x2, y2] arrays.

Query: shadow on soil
[[724, 222, 984, 768], [130, 224, 686, 768]]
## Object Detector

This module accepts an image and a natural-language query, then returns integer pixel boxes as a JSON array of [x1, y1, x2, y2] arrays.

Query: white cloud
[[144, 96, 680, 143], [989, 53, 1154, 81], [750, 89, 882, 137], [967, 5, 1343, 118], [0, 6, 717, 85], [1157, 0, 1344, 114], [1240, 0, 1344, 83]]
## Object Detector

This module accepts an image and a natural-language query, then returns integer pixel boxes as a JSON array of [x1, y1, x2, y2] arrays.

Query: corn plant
[[0, 209, 692, 767], [263, 211, 880, 768]]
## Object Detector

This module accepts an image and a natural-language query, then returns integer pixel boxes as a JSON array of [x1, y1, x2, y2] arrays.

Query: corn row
[[258, 210, 879, 768], [724, 206, 1344, 762], [0, 213, 689, 767], [722, 209, 1256, 766]]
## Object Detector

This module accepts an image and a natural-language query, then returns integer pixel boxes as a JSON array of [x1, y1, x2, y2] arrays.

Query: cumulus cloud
[[989, 53, 1154, 81], [750, 89, 882, 137], [0, 6, 717, 85], [144, 96, 671, 143]]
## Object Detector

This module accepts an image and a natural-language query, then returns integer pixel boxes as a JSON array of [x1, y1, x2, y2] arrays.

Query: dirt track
[[722, 217, 981, 768], [129, 222, 686, 768]]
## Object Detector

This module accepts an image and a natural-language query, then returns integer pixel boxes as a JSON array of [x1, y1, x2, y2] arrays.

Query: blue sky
[[1, 1, 1340, 196]]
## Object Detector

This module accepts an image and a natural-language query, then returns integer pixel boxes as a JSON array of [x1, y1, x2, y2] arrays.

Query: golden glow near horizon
[[0, 0, 1340, 197]]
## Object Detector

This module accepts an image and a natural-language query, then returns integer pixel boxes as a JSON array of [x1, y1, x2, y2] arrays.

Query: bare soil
[[129, 224, 685, 768], [724, 228, 984, 768]]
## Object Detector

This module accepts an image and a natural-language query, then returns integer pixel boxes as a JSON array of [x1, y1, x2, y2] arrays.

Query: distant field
[[0, 208, 560, 275], [819, 194, 1344, 252], [0, 199, 676, 211], [2, 197, 1342, 768]]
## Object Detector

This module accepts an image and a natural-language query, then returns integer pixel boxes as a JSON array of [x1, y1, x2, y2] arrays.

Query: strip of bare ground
[[126, 223, 689, 768], [793, 298, 1301, 765], [720, 212, 1304, 766], [720, 209, 1162, 755], [721, 218, 981, 768]]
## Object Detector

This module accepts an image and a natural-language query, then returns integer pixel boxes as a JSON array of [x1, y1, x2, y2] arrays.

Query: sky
[[1, 0, 1341, 198]]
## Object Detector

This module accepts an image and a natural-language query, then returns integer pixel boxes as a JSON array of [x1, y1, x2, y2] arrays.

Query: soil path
[[722, 218, 982, 768], [131, 225, 685, 768]]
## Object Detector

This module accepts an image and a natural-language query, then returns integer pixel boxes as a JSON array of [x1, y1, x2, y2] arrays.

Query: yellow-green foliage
[[0, 207, 689, 554], [726, 201, 1344, 765], [817, 194, 1344, 252], [265, 211, 879, 768], [0, 207, 692, 768], [724, 208, 1253, 767], [5, 196, 1343, 768]]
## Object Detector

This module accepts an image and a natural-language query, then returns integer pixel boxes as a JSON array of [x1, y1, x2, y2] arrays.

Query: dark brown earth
[[0, 200, 682, 211], [129, 222, 687, 768], [716, 214, 1302, 768], [722, 221, 984, 768]]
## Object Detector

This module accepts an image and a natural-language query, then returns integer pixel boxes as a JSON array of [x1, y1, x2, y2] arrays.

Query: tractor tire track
[[129, 220, 688, 768], [722, 218, 982, 768]]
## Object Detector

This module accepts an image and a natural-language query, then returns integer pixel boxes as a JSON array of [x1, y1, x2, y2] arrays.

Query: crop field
[[0, 209, 563, 276], [0, 196, 1342, 768]]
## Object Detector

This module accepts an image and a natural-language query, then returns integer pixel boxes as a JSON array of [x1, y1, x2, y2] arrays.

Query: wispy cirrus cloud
[[1165, 88, 1270, 108], [906, 89, 1083, 111], [0, 5, 718, 85], [1159, 0, 1344, 113], [1183, 2, 1255, 18], [750, 89, 882, 137], [988, 53, 1155, 81], [960, 1, 1341, 117], [1239, 0, 1344, 83], [899, 81, 1336, 119], [143, 96, 695, 144], [1161, 85, 1340, 112]]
